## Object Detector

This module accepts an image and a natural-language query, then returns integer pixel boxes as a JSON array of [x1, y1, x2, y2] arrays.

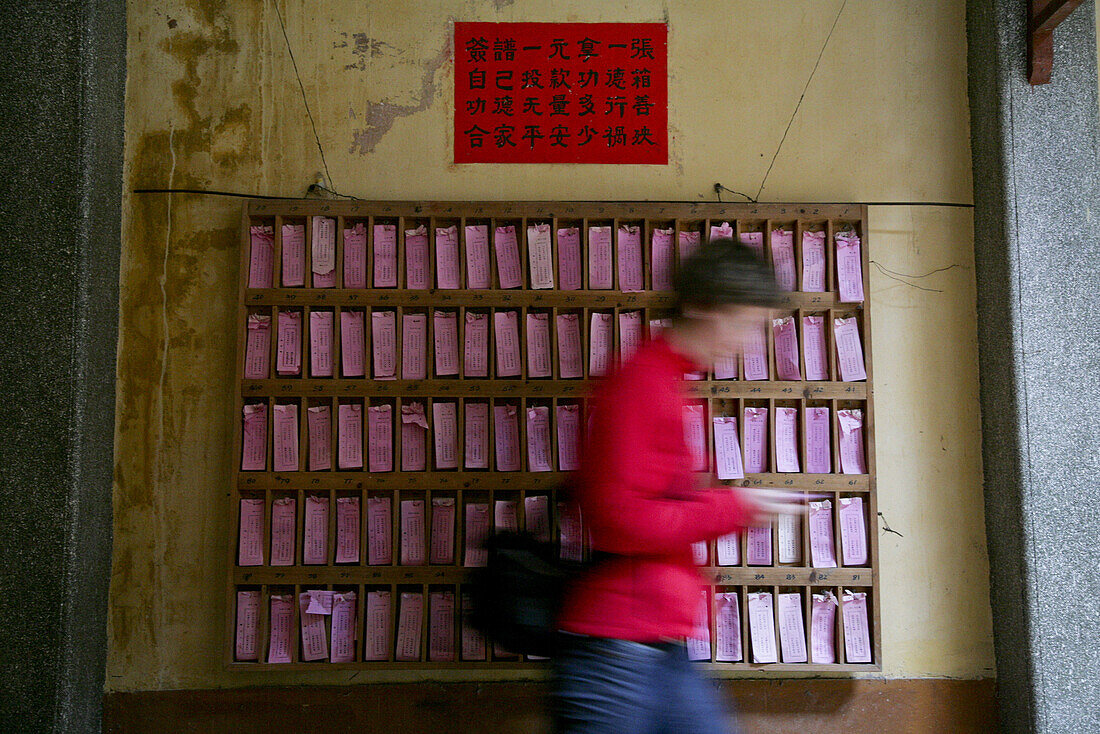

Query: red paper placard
[[454, 22, 668, 164]]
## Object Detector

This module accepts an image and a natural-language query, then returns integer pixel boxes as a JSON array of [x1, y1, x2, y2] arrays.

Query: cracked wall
[[108, 0, 994, 690]]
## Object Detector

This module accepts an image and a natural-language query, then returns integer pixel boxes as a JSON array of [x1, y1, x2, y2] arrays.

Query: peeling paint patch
[[493, 0, 516, 9], [342, 33, 399, 70], [348, 38, 453, 155]]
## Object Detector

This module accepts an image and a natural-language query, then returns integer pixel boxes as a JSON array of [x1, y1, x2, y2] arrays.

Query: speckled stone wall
[[0, 1, 125, 732], [967, 1, 1100, 732]]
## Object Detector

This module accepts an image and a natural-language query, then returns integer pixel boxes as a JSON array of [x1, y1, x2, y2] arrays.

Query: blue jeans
[[550, 634, 738, 734]]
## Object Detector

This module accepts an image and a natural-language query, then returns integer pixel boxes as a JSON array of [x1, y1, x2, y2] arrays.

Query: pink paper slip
[[687, 589, 711, 661], [771, 229, 796, 291], [401, 313, 428, 380], [617, 225, 644, 292], [429, 590, 456, 661], [371, 311, 396, 379], [272, 403, 299, 472], [340, 310, 365, 378], [367, 404, 393, 472], [739, 231, 764, 258], [400, 402, 428, 471], [335, 496, 360, 564], [709, 221, 734, 242], [464, 503, 490, 567], [804, 406, 832, 474], [337, 403, 363, 470], [304, 590, 334, 617], [524, 495, 551, 542], [588, 226, 613, 289], [742, 322, 768, 381], [589, 312, 613, 376], [801, 231, 826, 292], [683, 404, 708, 472], [773, 317, 801, 381], [435, 225, 461, 289], [281, 223, 305, 287], [238, 498, 264, 566], [842, 591, 872, 663], [235, 590, 260, 661], [267, 595, 293, 663], [526, 406, 553, 472], [461, 592, 487, 660], [810, 591, 838, 664], [494, 225, 522, 289], [775, 407, 800, 473], [715, 592, 743, 662], [651, 227, 674, 291], [618, 311, 644, 364], [742, 407, 768, 474], [244, 314, 271, 379], [367, 496, 393, 565], [343, 222, 367, 288], [679, 230, 701, 262], [373, 223, 397, 287], [432, 401, 458, 470], [365, 590, 392, 661], [276, 310, 301, 376], [716, 532, 740, 566], [405, 225, 429, 289], [836, 231, 865, 303], [558, 502, 584, 562], [527, 223, 555, 289], [692, 541, 708, 566], [557, 227, 582, 290], [400, 499, 426, 565], [834, 317, 867, 381], [746, 525, 772, 566], [494, 500, 519, 534], [248, 225, 274, 289], [714, 354, 738, 380], [330, 592, 357, 663], [748, 592, 777, 664], [464, 311, 489, 377], [526, 313, 552, 378], [494, 310, 521, 377], [556, 403, 580, 471], [311, 216, 337, 288], [241, 404, 267, 471], [556, 313, 583, 379], [802, 315, 829, 381], [309, 311, 334, 378], [395, 593, 424, 662], [809, 500, 837, 568], [303, 495, 329, 565], [838, 409, 867, 474], [778, 592, 808, 663], [839, 497, 868, 566], [464, 224, 491, 289], [493, 404, 521, 471], [430, 497, 456, 564], [464, 401, 489, 469], [714, 417, 745, 480], [778, 513, 802, 564], [270, 497, 296, 566], [433, 310, 459, 377]]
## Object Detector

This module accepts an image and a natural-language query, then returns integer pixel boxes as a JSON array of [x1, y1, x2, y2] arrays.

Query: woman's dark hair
[[673, 237, 783, 311]]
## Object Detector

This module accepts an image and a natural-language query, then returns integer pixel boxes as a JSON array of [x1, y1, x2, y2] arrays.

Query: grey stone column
[[967, 1, 1100, 732], [0, 2, 125, 732]]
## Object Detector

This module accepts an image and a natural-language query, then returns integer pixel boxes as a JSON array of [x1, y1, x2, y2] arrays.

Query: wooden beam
[[1031, 0, 1084, 34], [1028, 0, 1085, 85]]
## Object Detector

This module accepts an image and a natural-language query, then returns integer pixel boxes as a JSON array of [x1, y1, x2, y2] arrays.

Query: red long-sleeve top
[[557, 335, 756, 641]]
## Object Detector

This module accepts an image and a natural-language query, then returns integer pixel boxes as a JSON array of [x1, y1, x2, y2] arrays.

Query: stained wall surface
[[108, 0, 994, 690]]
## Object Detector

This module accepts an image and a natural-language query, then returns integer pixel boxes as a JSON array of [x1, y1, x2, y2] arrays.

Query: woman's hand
[[735, 487, 810, 525]]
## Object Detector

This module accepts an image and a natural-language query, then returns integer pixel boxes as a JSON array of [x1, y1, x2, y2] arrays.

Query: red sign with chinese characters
[[454, 22, 668, 164]]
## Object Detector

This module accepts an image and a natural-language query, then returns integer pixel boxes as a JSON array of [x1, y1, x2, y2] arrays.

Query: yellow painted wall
[[108, 0, 994, 691]]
